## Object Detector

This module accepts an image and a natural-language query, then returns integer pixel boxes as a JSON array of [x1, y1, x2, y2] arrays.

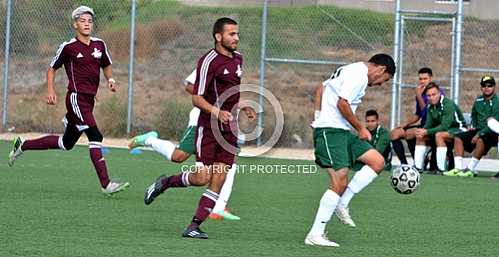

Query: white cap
[[72, 6, 94, 20]]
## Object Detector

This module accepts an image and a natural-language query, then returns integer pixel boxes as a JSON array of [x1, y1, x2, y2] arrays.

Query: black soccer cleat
[[144, 174, 167, 205], [412, 165, 423, 174], [182, 226, 209, 239], [8, 136, 24, 167]]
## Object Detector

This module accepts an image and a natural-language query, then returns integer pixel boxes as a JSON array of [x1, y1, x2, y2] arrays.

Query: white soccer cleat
[[8, 136, 25, 167], [304, 233, 340, 247], [101, 181, 130, 196], [335, 206, 356, 227]]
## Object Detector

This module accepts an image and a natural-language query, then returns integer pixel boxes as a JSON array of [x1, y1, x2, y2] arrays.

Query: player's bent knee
[[359, 150, 384, 172], [85, 127, 103, 142], [368, 154, 385, 172], [61, 136, 77, 150], [435, 131, 448, 140], [390, 129, 402, 140]]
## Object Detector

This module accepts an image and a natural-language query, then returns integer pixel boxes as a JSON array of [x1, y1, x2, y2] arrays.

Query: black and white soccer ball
[[390, 165, 420, 194]]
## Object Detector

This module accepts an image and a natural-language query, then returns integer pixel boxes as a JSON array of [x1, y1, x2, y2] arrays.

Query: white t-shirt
[[184, 69, 201, 127], [311, 62, 369, 130]]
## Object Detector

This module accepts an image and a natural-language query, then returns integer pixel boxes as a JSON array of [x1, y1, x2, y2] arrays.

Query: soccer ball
[[390, 165, 420, 194]]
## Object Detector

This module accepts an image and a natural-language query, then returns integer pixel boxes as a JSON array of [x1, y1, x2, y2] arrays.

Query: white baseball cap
[[72, 5, 94, 20]]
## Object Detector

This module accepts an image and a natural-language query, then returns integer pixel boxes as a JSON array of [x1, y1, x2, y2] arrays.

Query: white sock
[[147, 138, 176, 160], [414, 145, 428, 170], [213, 165, 237, 213], [436, 147, 447, 171], [338, 165, 378, 208], [467, 157, 480, 174], [308, 189, 340, 236], [338, 188, 355, 208], [454, 156, 464, 170], [487, 117, 499, 134]]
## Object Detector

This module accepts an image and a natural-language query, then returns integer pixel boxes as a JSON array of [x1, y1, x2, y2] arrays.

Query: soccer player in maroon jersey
[[7, 6, 129, 195], [143, 17, 254, 239]]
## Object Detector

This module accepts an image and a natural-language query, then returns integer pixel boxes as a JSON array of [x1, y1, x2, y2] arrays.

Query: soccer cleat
[[182, 226, 209, 239], [8, 136, 25, 167], [209, 210, 241, 221], [144, 174, 167, 205], [456, 170, 476, 177], [304, 233, 339, 247], [443, 168, 461, 177], [101, 181, 130, 196], [128, 131, 159, 149], [335, 205, 356, 227], [208, 212, 224, 220]]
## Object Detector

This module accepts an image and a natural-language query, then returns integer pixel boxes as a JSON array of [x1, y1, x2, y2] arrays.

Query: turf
[[1, 140, 498, 257]]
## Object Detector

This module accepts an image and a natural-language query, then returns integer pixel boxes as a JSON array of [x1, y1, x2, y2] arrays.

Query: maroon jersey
[[50, 37, 112, 96], [193, 49, 243, 132]]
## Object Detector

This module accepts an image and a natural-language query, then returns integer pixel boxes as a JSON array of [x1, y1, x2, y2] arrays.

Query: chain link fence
[[128, 1, 262, 142], [395, 12, 456, 127], [1, 0, 131, 136], [0, 2, 5, 124], [263, 2, 393, 147], [2, 0, 499, 149], [461, 18, 499, 112]]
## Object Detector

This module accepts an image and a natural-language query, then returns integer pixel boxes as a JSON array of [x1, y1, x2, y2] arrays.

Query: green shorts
[[177, 126, 196, 154], [448, 127, 466, 136], [176, 125, 241, 155], [314, 127, 373, 170]]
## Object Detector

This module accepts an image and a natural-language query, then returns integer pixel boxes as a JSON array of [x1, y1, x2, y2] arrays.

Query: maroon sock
[[189, 189, 218, 229], [161, 172, 190, 190], [21, 135, 60, 151], [89, 142, 110, 188]]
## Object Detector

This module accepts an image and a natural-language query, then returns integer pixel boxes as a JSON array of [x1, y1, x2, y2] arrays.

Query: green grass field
[[1, 140, 498, 257]]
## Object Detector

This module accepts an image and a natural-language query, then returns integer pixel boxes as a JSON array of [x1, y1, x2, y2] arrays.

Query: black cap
[[480, 75, 495, 86]]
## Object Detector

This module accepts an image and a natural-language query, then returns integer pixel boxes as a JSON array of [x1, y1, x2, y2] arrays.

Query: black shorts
[[455, 130, 498, 154]]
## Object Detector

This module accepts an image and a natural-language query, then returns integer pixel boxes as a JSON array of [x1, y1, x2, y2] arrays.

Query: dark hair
[[424, 82, 440, 93], [418, 67, 433, 76], [365, 109, 379, 119], [213, 17, 238, 41], [368, 53, 396, 76]]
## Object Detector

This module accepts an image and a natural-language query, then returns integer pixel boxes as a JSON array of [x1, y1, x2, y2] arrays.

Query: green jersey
[[368, 125, 391, 170], [368, 125, 390, 155], [471, 94, 499, 136], [425, 96, 467, 136]]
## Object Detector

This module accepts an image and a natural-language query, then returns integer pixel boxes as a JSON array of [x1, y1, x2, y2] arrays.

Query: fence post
[[453, 0, 464, 105], [126, 0, 137, 136], [257, 0, 268, 146], [390, 0, 401, 129], [2, 0, 13, 130]]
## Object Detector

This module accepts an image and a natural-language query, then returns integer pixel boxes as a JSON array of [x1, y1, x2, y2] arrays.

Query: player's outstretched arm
[[46, 68, 57, 105], [337, 97, 371, 141], [103, 66, 117, 92]]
